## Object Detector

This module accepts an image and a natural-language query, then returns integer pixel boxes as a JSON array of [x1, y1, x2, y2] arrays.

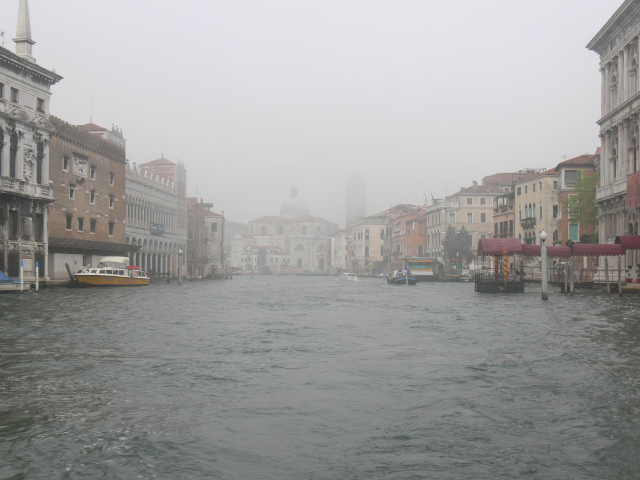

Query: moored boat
[[0, 270, 31, 293], [72, 256, 150, 287], [338, 272, 358, 280], [387, 269, 417, 285]]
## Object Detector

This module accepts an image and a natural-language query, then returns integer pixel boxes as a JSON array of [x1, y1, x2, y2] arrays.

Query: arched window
[[365, 246, 369, 257], [10, 133, 18, 178], [365, 229, 369, 240]]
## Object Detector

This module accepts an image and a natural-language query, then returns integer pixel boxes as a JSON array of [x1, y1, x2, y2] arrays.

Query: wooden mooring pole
[[605, 257, 610, 294]]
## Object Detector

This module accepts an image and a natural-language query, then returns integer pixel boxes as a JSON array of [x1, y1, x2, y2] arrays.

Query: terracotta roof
[[80, 123, 108, 132], [555, 153, 599, 170], [454, 183, 503, 195], [142, 157, 175, 166], [515, 168, 557, 183]]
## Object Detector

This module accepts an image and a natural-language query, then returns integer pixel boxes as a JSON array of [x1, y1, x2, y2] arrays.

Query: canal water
[[1, 276, 640, 479]]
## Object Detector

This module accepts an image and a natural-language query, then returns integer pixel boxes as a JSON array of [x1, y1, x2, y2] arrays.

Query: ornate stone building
[[0, 0, 62, 278], [588, 0, 640, 258], [125, 158, 187, 278], [246, 187, 338, 273]]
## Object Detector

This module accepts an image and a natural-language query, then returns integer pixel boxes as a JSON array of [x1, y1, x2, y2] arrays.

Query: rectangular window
[[553, 205, 558, 219], [90, 218, 96, 233], [78, 217, 84, 232], [188, 229, 194, 240], [467, 212, 473, 223], [524, 186, 528, 194], [539, 182, 542, 190], [90, 166, 96, 180], [187, 250, 195, 260], [109, 172, 115, 186], [188, 215, 194, 223], [109, 195, 114, 209], [69, 185, 75, 199], [10, 87, 19, 103], [480, 198, 486, 205], [36, 98, 45, 113], [481, 212, 487, 223], [517, 187, 521, 196], [449, 213, 455, 223], [90, 191, 95, 204], [211, 223, 217, 232], [466, 198, 472, 205], [63, 156, 69, 171], [66, 214, 72, 230], [0, 83, 4, 98], [565, 170, 579, 186], [532, 183, 536, 192], [108, 222, 115, 236], [569, 223, 579, 241], [539, 206, 543, 219], [553, 181, 558, 190]]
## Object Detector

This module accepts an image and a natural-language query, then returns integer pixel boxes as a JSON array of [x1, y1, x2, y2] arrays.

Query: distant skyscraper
[[346, 175, 367, 228]]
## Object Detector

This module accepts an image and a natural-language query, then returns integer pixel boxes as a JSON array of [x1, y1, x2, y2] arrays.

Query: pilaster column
[[619, 52, 624, 106], [605, 63, 612, 113], [624, 45, 630, 101], [601, 67, 606, 117], [623, 119, 630, 177]]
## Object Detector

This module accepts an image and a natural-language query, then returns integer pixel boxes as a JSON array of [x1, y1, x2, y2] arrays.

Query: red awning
[[477, 238, 523, 256], [521, 244, 572, 258], [572, 243, 624, 256], [615, 235, 640, 251]]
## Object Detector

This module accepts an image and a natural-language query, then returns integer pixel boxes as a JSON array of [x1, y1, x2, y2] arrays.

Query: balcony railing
[[596, 178, 627, 201], [1, 177, 53, 200]]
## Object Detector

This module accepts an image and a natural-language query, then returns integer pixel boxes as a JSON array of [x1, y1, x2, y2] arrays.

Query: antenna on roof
[[561, 154, 567, 160]]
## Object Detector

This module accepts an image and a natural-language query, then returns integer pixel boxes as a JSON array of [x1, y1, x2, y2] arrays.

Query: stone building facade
[[47, 117, 130, 279], [186, 198, 224, 278], [125, 158, 187, 278], [588, 0, 640, 266], [513, 170, 558, 245], [0, 0, 62, 278], [351, 213, 387, 273]]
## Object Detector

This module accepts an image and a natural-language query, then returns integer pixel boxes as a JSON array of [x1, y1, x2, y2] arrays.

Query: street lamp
[[540, 230, 548, 300], [178, 249, 183, 285]]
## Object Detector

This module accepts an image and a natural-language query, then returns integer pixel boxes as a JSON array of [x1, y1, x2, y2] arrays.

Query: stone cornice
[[587, 0, 640, 58], [0, 46, 62, 86]]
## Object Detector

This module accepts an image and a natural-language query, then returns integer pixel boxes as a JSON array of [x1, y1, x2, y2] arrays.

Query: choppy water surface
[[1, 276, 640, 479]]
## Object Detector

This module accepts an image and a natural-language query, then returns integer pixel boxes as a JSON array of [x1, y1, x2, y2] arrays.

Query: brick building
[[47, 117, 131, 279]]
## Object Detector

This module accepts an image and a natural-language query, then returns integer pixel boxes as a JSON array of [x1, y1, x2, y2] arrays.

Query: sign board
[[150, 223, 165, 237]]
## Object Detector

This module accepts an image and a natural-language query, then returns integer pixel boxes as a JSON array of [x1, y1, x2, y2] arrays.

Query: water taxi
[[338, 272, 358, 280], [72, 256, 150, 287]]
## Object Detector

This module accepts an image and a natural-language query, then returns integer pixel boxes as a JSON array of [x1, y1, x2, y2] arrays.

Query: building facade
[[0, 0, 62, 278], [125, 158, 187, 278], [588, 0, 640, 257], [48, 117, 130, 279], [248, 187, 338, 273], [351, 213, 387, 273], [514, 169, 559, 245], [186, 198, 224, 278]]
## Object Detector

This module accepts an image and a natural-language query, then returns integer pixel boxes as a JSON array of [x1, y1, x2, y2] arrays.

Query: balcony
[[596, 178, 627, 201], [1, 177, 53, 200], [520, 217, 536, 229]]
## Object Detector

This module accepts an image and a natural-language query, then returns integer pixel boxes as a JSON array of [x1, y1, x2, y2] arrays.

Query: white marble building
[[588, 0, 640, 252], [125, 158, 187, 277], [0, 0, 62, 279]]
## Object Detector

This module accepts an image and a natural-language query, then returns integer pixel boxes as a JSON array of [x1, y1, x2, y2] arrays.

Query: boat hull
[[74, 274, 150, 287], [0, 281, 31, 292], [388, 275, 418, 285]]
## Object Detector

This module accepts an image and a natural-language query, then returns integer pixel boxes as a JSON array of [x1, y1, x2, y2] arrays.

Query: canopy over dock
[[477, 238, 630, 258]]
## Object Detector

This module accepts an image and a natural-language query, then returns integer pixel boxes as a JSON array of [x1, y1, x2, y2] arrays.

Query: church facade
[[242, 187, 338, 273]]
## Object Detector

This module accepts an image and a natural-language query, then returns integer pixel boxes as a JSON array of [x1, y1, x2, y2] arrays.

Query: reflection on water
[[1, 277, 640, 479]]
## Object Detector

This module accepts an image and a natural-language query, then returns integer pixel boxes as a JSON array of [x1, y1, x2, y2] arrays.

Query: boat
[[387, 269, 417, 285], [71, 256, 150, 287], [0, 270, 31, 293], [338, 272, 358, 280]]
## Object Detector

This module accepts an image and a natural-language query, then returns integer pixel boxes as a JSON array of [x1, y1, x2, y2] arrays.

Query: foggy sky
[[1, 0, 623, 227]]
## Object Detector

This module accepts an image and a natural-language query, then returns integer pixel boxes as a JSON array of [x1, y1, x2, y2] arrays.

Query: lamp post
[[178, 249, 182, 285], [540, 230, 548, 301]]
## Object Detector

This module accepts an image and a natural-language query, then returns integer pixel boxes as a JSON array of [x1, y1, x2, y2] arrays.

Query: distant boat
[[0, 270, 31, 293], [71, 256, 150, 287], [338, 272, 358, 281], [387, 270, 417, 285]]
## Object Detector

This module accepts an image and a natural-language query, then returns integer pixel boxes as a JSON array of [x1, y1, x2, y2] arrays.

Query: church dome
[[280, 186, 309, 218]]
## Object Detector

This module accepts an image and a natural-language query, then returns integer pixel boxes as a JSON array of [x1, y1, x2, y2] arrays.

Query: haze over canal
[[2, 277, 640, 479]]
